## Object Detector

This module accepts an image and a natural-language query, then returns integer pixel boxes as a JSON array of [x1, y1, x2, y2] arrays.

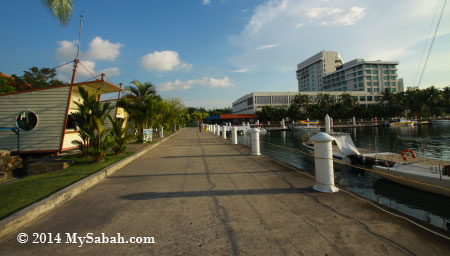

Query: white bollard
[[242, 122, 245, 127], [250, 128, 261, 156], [159, 126, 164, 138], [325, 114, 331, 133], [256, 120, 260, 125], [231, 127, 238, 144], [330, 117, 333, 128], [268, 121, 270, 125], [216, 125, 221, 136], [311, 132, 339, 193], [247, 122, 250, 127], [352, 116, 356, 126], [222, 126, 227, 139], [212, 125, 215, 134]]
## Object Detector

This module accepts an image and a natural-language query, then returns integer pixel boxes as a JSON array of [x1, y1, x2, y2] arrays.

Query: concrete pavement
[[0, 127, 449, 255]]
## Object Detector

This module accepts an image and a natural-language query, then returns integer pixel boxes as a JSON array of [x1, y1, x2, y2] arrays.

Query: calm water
[[237, 124, 450, 232]]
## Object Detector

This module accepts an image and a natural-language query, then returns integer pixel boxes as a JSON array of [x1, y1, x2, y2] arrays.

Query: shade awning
[[72, 80, 123, 95]]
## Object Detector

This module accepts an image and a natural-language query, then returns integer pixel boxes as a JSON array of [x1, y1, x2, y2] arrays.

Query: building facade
[[296, 51, 343, 92], [232, 91, 383, 114], [320, 59, 400, 93]]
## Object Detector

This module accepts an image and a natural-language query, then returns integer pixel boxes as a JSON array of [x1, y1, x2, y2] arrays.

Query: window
[[352, 96, 358, 101], [390, 70, 395, 74], [366, 70, 372, 74], [391, 82, 396, 86], [384, 76, 389, 80], [374, 88, 379, 92], [384, 82, 389, 86], [392, 88, 397, 92], [373, 70, 378, 74], [383, 70, 389, 74], [255, 96, 271, 104], [16, 111, 38, 131], [358, 77, 363, 81], [354, 84, 358, 89], [391, 76, 396, 80], [367, 82, 372, 86], [366, 76, 372, 80], [367, 96, 373, 101], [358, 65, 363, 70], [353, 78, 357, 82], [360, 96, 366, 101], [383, 64, 388, 68], [358, 71, 363, 75], [66, 114, 77, 130], [247, 97, 253, 106], [272, 96, 288, 104], [368, 88, 372, 92], [373, 76, 378, 80], [374, 82, 379, 86]]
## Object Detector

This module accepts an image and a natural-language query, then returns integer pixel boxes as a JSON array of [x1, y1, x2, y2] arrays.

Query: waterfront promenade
[[0, 127, 449, 255]]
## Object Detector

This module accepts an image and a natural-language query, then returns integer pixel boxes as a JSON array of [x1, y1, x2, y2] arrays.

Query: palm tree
[[108, 116, 133, 155], [293, 94, 310, 112], [42, 0, 74, 26], [118, 80, 160, 142], [379, 88, 394, 106]]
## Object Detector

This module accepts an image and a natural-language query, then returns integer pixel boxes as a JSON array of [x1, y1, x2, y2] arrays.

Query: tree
[[108, 116, 133, 155], [118, 80, 161, 142], [42, 0, 74, 26], [0, 75, 16, 94]]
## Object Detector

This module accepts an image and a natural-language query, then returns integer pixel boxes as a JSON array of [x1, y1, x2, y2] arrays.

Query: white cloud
[[295, 23, 304, 28], [202, 0, 211, 5], [86, 37, 123, 61], [159, 79, 194, 91], [256, 44, 279, 50], [243, 0, 288, 36], [231, 68, 249, 73], [56, 60, 120, 82], [56, 40, 78, 60], [158, 76, 233, 91], [140, 50, 192, 71], [56, 36, 122, 61], [311, 6, 366, 26]]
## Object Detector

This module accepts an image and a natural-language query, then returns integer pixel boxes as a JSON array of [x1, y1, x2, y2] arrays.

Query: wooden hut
[[0, 77, 123, 154]]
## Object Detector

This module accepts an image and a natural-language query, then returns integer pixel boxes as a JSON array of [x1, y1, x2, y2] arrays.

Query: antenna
[[76, 14, 83, 59]]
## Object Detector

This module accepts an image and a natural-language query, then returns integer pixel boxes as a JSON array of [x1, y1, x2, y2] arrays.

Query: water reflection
[[239, 125, 450, 232]]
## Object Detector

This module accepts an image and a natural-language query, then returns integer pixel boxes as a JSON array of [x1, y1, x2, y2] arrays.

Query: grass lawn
[[0, 152, 132, 220]]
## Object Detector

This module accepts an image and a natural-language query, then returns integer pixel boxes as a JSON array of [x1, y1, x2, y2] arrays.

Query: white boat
[[373, 162, 450, 197], [292, 120, 320, 131], [303, 133, 361, 164], [389, 118, 415, 127]]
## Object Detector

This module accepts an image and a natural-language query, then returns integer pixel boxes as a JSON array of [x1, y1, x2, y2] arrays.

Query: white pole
[[222, 126, 227, 139], [330, 117, 333, 129], [250, 128, 261, 156], [311, 132, 339, 193], [325, 114, 331, 133], [352, 116, 356, 126], [159, 126, 164, 138], [216, 125, 221, 136], [231, 127, 238, 144]]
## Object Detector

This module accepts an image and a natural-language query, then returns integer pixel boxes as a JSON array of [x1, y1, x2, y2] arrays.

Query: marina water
[[237, 124, 450, 232]]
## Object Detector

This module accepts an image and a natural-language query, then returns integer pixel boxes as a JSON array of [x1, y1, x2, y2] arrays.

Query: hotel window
[[383, 70, 389, 74], [374, 82, 379, 86], [366, 76, 372, 80], [390, 70, 395, 74], [353, 96, 358, 101], [358, 71, 363, 75], [392, 88, 397, 92], [384, 76, 389, 80], [383, 65, 388, 68], [367, 82, 372, 86], [373, 70, 378, 74], [353, 78, 357, 82], [255, 96, 271, 104], [359, 83, 364, 87], [360, 96, 366, 101], [374, 88, 379, 92], [354, 84, 358, 89], [367, 96, 373, 101], [358, 65, 363, 70], [368, 88, 372, 92], [358, 77, 363, 81], [391, 82, 396, 86], [384, 82, 389, 86], [366, 70, 372, 74], [390, 76, 396, 80], [373, 76, 378, 80]]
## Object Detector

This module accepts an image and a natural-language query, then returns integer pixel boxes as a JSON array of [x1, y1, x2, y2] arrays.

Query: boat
[[373, 161, 450, 197], [291, 120, 320, 131], [389, 117, 415, 127], [302, 132, 361, 164]]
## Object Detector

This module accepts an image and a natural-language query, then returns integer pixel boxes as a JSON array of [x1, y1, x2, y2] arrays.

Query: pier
[[0, 127, 449, 255]]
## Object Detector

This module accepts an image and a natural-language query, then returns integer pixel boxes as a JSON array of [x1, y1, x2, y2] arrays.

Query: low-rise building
[[232, 91, 382, 114]]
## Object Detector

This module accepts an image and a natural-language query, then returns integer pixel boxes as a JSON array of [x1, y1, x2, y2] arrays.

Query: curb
[[0, 131, 179, 241]]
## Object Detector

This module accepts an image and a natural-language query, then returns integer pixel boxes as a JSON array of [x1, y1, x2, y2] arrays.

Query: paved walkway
[[0, 128, 449, 255]]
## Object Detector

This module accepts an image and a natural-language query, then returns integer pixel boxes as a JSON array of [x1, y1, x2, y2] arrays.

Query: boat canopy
[[332, 134, 361, 156]]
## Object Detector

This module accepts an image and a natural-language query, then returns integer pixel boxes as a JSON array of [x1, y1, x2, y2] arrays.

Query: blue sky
[[0, 0, 449, 109]]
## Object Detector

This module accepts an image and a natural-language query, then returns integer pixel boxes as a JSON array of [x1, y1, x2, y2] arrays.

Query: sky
[[0, 0, 449, 109]]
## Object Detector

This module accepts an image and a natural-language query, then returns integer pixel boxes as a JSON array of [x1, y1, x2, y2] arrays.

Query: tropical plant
[[42, 0, 74, 26], [108, 116, 133, 155]]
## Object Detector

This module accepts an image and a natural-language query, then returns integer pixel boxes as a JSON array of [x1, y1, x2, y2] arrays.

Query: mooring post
[[325, 114, 331, 133], [222, 126, 227, 139], [159, 126, 164, 138], [231, 127, 238, 144], [311, 132, 339, 193], [250, 128, 261, 156]]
